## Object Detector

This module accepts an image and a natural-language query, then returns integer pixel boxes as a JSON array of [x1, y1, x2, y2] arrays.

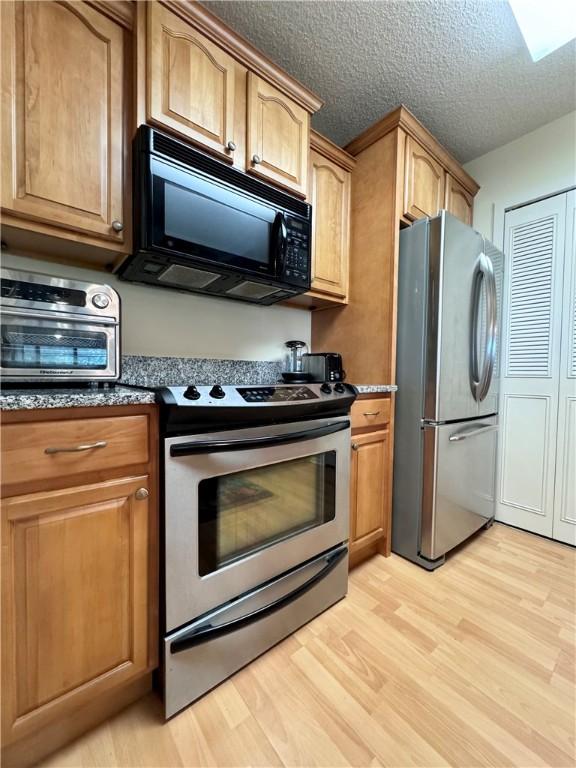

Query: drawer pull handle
[[135, 488, 149, 500], [45, 440, 108, 455], [352, 443, 359, 451], [363, 411, 381, 417]]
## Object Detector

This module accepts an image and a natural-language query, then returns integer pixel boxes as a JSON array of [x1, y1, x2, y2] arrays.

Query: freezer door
[[425, 212, 488, 422], [420, 416, 497, 560]]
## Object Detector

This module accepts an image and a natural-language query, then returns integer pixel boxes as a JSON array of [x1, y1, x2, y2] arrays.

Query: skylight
[[509, 0, 576, 61]]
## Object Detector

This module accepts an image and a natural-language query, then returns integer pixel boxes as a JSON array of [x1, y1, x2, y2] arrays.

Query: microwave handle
[[272, 212, 288, 273]]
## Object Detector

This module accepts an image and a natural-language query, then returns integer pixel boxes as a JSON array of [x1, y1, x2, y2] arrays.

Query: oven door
[[164, 416, 351, 631], [0, 311, 118, 381]]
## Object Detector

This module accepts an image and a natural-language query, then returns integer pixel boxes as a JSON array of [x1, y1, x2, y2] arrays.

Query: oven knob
[[183, 386, 201, 401], [334, 383, 346, 393], [320, 383, 332, 394], [209, 385, 225, 399], [92, 292, 110, 309]]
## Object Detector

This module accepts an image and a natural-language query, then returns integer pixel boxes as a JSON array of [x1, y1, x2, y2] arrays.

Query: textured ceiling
[[202, 0, 576, 162]]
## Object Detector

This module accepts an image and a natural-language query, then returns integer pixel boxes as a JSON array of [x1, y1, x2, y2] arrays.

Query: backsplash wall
[[2, 252, 311, 362]]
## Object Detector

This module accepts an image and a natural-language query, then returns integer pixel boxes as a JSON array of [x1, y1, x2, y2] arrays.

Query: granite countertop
[[354, 384, 398, 394], [0, 385, 156, 411]]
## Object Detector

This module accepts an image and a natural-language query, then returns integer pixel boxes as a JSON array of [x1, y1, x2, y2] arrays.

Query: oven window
[[1, 325, 108, 369], [198, 451, 336, 576]]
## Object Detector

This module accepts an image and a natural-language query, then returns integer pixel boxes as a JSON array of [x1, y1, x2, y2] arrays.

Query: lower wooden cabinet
[[1, 476, 152, 748], [0, 407, 158, 767], [349, 429, 390, 558]]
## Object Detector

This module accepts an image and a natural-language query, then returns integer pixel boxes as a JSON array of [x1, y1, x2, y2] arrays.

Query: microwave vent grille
[[151, 131, 310, 219]]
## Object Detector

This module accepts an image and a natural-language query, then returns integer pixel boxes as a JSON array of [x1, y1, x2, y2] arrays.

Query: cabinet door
[[445, 173, 473, 226], [247, 73, 309, 196], [1, 476, 152, 746], [350, 430, 390, 552], [147, 3, 238, 161], [309, 149, 350, 300], [0, 1, 127, 244], [403, 136, 445, 221]]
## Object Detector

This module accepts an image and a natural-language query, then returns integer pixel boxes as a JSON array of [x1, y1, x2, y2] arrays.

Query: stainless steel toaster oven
[[0, 268, 120, 383]]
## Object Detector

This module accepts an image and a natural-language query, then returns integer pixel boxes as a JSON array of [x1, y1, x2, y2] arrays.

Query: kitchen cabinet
[[349, 397, 392, 566], [0, 1, 130, 260], [246, 73, 309, 196], [307, 132, 354, 303], [143, 2, 320, 197], [147, 2, 239, 162], [403, 135, 445, 221], [444, 173, 474, 225], [1, 406, 158, 768]]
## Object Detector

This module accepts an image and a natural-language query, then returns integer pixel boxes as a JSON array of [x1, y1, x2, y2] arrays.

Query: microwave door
[[150, 158, 277, 277]]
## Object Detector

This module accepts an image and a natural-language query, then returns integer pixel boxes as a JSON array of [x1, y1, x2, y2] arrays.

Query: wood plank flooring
[[39, 523, 575, 768]]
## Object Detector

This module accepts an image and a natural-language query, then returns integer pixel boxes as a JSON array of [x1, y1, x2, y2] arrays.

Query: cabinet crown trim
[[344, 105, 479, 196], [87, 1, 134, 29], [159, 1, 323, 113], [311, 130, 356, 171]]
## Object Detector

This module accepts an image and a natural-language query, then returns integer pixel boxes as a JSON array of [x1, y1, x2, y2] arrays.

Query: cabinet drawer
[[2, 416, 149, 487], [351, 398, 391, 431]]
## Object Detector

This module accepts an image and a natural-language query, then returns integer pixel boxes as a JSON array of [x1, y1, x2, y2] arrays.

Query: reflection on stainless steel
[[393, 211, 504, 570]]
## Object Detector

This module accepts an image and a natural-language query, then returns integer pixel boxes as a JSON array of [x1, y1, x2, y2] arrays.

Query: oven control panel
[[237, 386, 318, 403]]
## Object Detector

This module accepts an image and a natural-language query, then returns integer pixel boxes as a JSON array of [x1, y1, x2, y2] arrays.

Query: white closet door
[[553, 190, 576, 545], [498, 194, 567, 536]]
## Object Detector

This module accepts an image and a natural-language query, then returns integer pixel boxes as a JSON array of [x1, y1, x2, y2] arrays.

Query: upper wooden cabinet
[[143, 3, 320, 197], [246, 73, 309, 196], [308, 133, 354, 302], [445, 173, 474, 226], [403, 135, 445, 221], [0, 1, 129, 253], [147, 3, 239, 162]]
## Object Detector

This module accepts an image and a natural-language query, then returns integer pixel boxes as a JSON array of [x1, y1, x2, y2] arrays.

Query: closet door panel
[[553, 190, 576, 545], [497, 195, 566, 537]]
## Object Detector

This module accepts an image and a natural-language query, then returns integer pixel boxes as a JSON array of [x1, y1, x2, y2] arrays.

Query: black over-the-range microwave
[[118, 126, 312, 305]]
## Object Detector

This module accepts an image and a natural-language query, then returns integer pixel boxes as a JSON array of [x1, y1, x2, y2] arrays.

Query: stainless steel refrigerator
[[393, 211, 504, 569]]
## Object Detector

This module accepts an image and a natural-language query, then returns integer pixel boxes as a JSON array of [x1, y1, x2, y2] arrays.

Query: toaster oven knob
[[320, 383, 332, 394], [209, 385, 226, 399], [334, 383, 346, 393], [92, 293, 110, 309], [183, 385, 201, 400]]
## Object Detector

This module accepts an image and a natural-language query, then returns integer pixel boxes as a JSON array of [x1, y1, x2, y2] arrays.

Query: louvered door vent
[[506, 216, 555, 377]]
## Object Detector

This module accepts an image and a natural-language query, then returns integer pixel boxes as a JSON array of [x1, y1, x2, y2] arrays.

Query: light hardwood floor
[[39, 523, 575, 768]]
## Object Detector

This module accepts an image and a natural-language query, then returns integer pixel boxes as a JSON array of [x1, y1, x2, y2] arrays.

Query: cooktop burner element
[[155, 383, 358, 434]]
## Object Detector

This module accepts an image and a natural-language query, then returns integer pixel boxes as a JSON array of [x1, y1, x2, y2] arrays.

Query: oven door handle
[[170, 545, 348, 655], [169, 420, 350, 457], [0, 307, 118, 326]]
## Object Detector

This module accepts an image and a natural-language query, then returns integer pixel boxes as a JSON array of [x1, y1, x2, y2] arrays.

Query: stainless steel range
[[157, 382, 356, 717]]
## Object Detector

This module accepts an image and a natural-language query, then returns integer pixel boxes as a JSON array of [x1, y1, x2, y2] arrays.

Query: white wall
[[1, 252, 311, 361], [464, 110, 576, 248]]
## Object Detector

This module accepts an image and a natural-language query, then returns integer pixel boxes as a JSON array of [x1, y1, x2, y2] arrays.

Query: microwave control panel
[[283, 217, 310, 285]]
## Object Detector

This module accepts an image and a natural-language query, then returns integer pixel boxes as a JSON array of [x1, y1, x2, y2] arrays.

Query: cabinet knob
[[111, 220, 124, 233], [226, 140, 237, 151], [252, 154, 262, 165], [352, 443, 359, 451], [135, 487, 149, 500]]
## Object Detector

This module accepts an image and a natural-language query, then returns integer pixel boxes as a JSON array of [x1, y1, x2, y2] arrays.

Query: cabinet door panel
[[309, 150, 350, 299], [147, 3, 237, 160], [445, 173, 473, 225], [0, 1, 126, 243], [403, 136, 445, 221], [1, 476, 151, 745], [350, 430, 389, 550], [247, 73, 309, 196]]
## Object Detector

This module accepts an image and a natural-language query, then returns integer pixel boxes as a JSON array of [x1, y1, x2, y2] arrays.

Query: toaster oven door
[[0, 312, 118, 382]]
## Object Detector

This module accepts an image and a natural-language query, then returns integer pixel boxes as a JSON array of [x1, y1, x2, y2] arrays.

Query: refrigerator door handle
[[470, 254, 497, 402], [448, 423, 498, 442]]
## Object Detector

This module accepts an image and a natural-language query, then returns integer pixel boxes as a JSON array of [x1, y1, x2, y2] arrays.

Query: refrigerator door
[[425, 212, 493, 422], [420, 415, 498, 560], [478, 238, 504, 417]]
